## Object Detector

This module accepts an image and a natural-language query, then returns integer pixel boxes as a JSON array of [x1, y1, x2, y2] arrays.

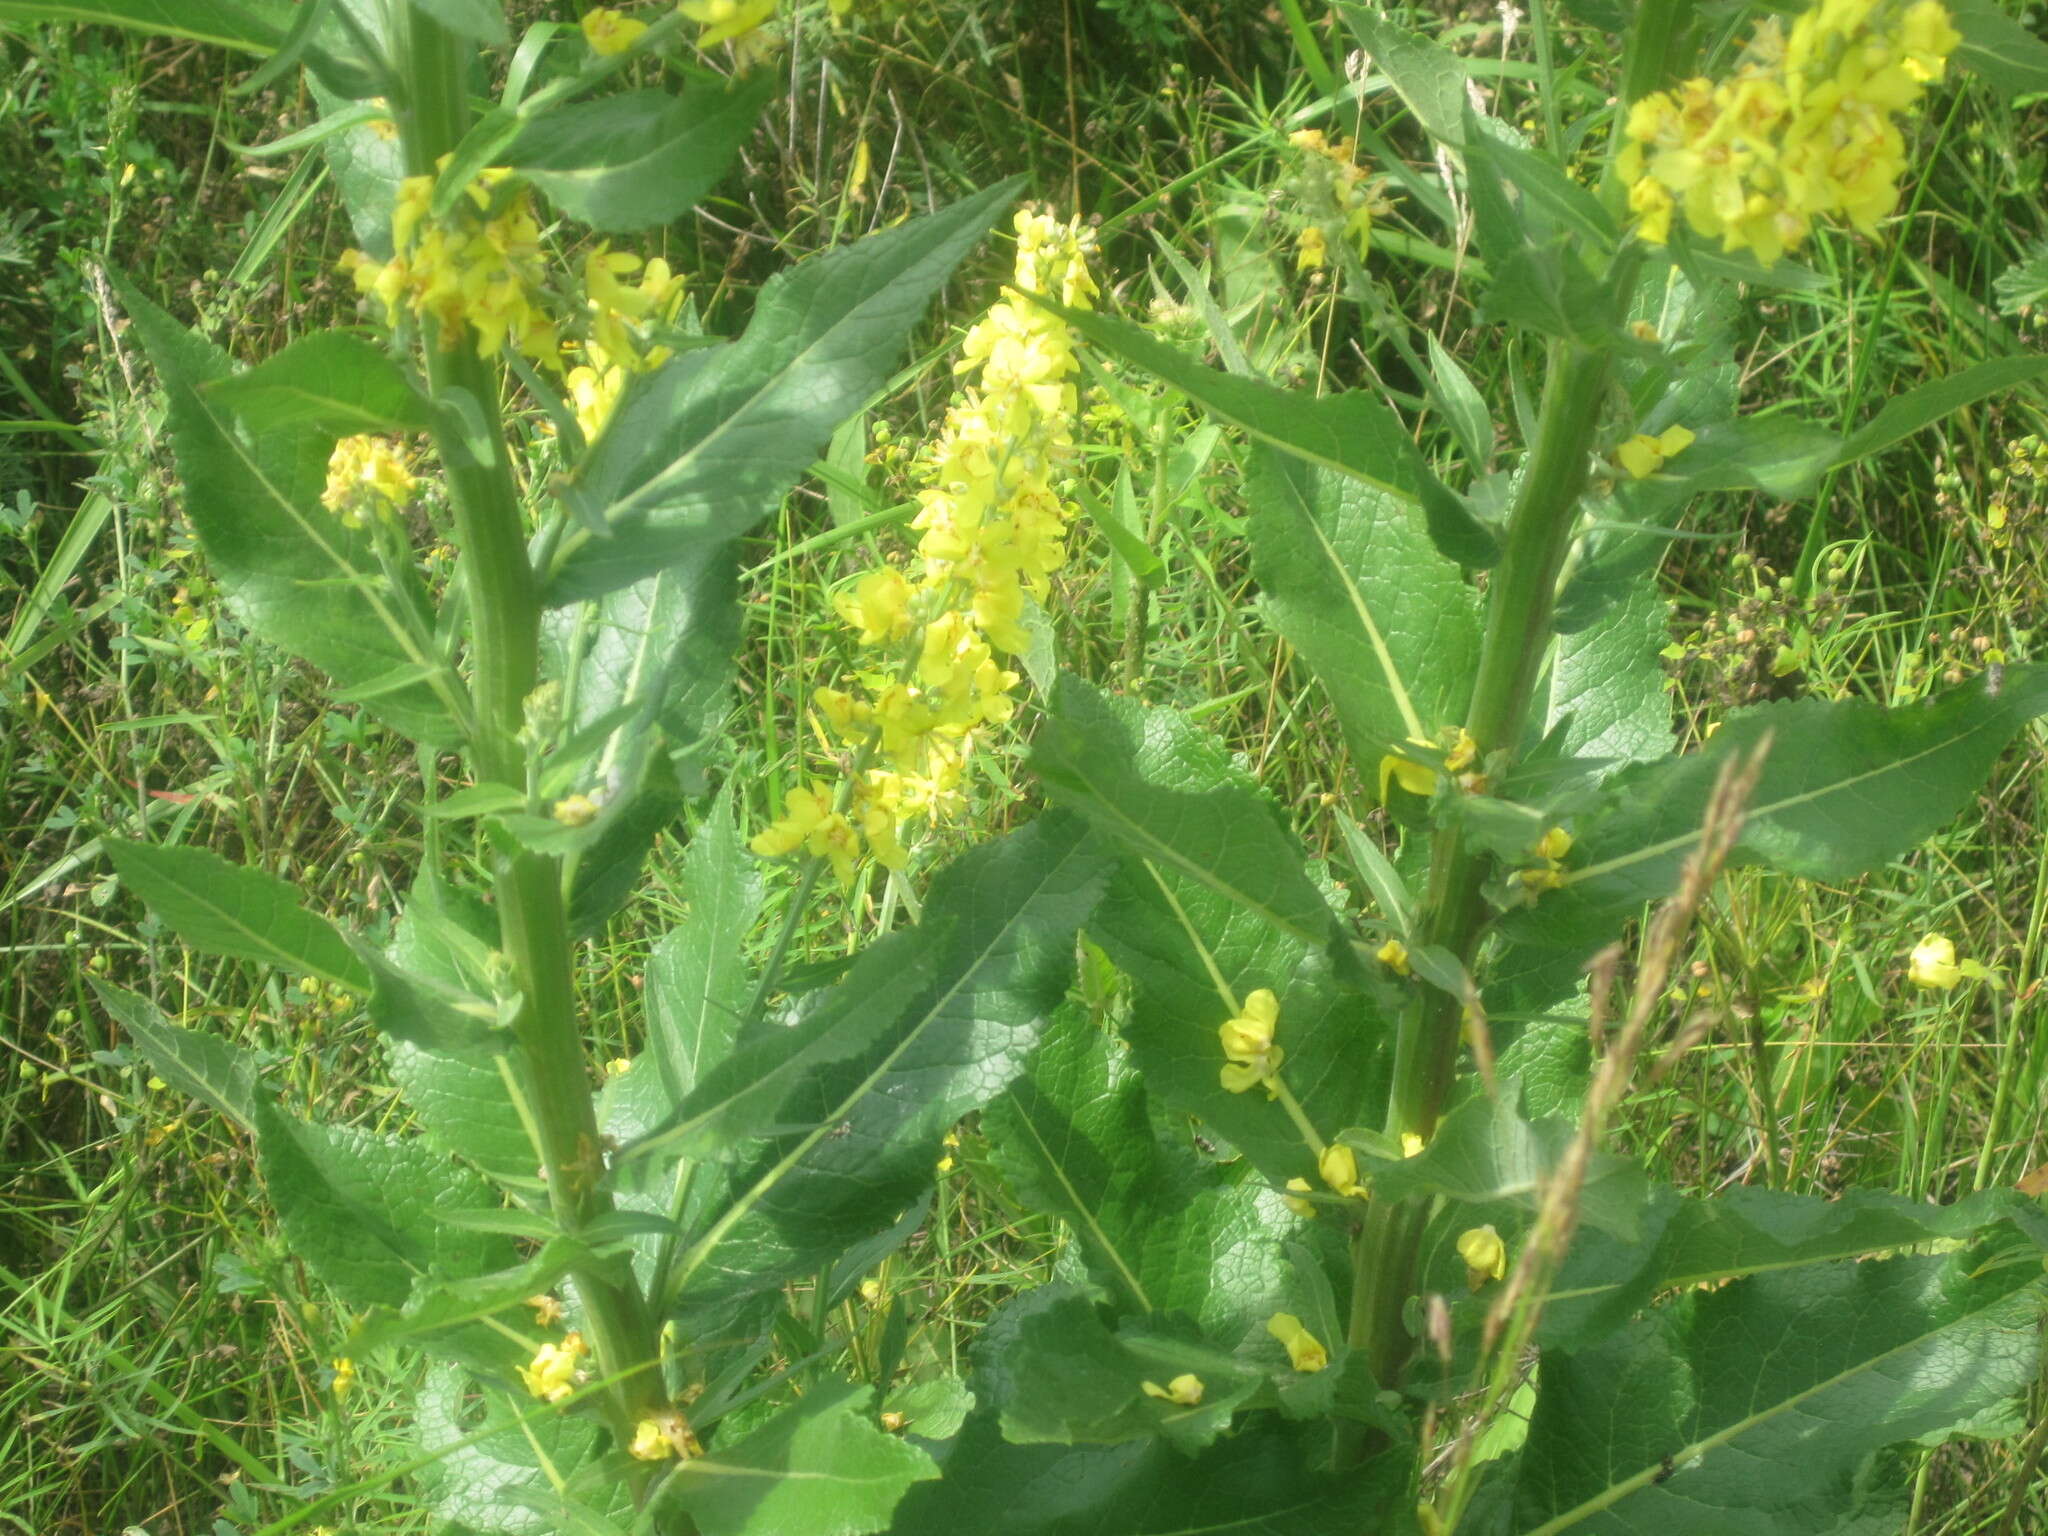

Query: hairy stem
[[396, 10, 658, 1432], [1351, 338, 1613, 1404]]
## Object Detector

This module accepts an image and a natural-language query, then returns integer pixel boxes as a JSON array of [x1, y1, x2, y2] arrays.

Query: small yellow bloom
[[1907, 933, 1962, 990], [518, 1331, 588, 1403], [1265, 1312, 1329, 1373], [1457, 1224, 1508, 1289], [581, 6, 649, 54], [630, 1416, 678, 1461], [1375, 938, 1410, 976], [1295, 225, 1328, 273], [603, 1057, 632, 1077], [1400, 1131, 1426, 1158], [1318, 1142, 1367, 1199], [1378, 743, 1436, 803], [1141, 1373, 1205, 1406], [1281, 1176, 1318, 1219], [526, 1293, 564, 1327], [320, 435, 415, 528], [330, 1356, 357, 1399], [1616, 425, 1695, 480], [679, 0, 776, 49], [1218, 988, 1279, 1061], [834, 566, 915, 646], [552, 793, 600, 828], [1533, 826, 1573, 863]]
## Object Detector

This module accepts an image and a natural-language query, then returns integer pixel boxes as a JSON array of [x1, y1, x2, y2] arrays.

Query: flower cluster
[[1620, 0, 1961, 265], [1517, 825, 1574, 896], [320, 435, 415, 528], [1288, 128, 1394, 273], [517, 1330, 587, 1403], [340, 166, 555, 363], [341, 175, 683, 449], [750, 211, 1096, 881]]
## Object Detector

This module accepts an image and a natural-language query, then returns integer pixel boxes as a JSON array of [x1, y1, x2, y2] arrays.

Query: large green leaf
[[1031, 677, 1355, 970], [1542, 579, 1673, 768], [1525, 667, 2048, 944], [94, 979, 258, 1133], [667, 1381, 937, 1536], [113, 273, 459, 744], [889, 1411, 1412, 1536], [548, 179, 1021, 602], [1950, 0, 2048, 97], [509, 77, 774, 232], [253, 1097, 513, 1312], [0, 0, 286, 49], [1831, 354, 2048, 468], [1247, 446, 1480, 770], [1542, 1183, 2045, 1352], [105, 838, 371, 991], [203, 331, 429, 437], [983, 1005, 1295, 1338], [1512, 1243, 2043, 1535], [658, 815, 1109, 1312], [1048, 304, 1498, 568], [643, 792, 761, 1104], [415, 1365, 625, 1536], [1336, 3, 1469, 151]]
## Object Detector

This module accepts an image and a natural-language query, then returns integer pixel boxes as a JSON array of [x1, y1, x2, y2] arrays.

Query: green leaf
[[105, 838, 370, 991], [509, 77, 773, 232], [0, 0, 287, 50], [349, 1236, 594, 1357], [1031, 677, 1354, 969], [203, 331, 430, 437], [1832, 356, 2048, 469], [1247, 446, 1480, 770], [889, 1411, 1411, 1536], [1543, 579, 1673, 769], [361, 943, 493, 1054], [253, 1097, 513, 1312], [1047, 304, 1500, 567], [1528, 668, 2048, 943], [1542, 1183, 2043, 1352], [1336, 3, 1468, 150], [1426, 331, 1492, 468], [1513, 1244, 2043, 1535], [983, 1005, 1296, 1338], [407, 0, 506, 45], [415, 1365, 622, 1536], [1949, 0, 2048, 96], [1356, 1093, 1649, 1240], [660, 815, 1108, 1312], [644, 792, 761, 1104], [93, 979, 257, 1132], [382, 876, 537, 1189], [112, 272, 458, 744], [548, 179, 1022, 602], [667, 1381, 937, 1536]]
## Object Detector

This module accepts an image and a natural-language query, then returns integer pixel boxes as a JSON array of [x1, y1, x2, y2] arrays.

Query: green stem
[[1351, 337, 1614, 1408], [395, 8, 658, 1433]]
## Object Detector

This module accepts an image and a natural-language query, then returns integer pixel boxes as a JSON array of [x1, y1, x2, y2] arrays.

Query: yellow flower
[[1265, 1312, 1329, 1373], [835, 566, 916, 646], [1400, 1131, 1426, 1158], [1141, 1373, 1205, 1406], [1318, 1142, 1367, 1199], [320, 435, 415, 528], [581, 6, 648, 54], [1295, 225, 1328, 272], [1907, 932, 1961, 990], [526, 1293, 565, 1326], [1375, 938, 1411, 976], [631, 1416, 678, 1461], [518, 1332, 587, 1403], [1378, 742, 1436, 803], [1533, 826, 1573, 863], [1281, 1176, 1318, 1219], [330, 1356, 357, 1399], [552, 793, 600, 827], [679, 0, 776, 49], [1457, 1224, 1508, 1288], [1218, 988, 1279, 1061], [1616, 424, 1696, 480]]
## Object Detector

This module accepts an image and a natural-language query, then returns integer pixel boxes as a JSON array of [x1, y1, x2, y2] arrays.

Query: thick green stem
[[396, 10, 658, 1430], [1350, 339, 1613, 1407]]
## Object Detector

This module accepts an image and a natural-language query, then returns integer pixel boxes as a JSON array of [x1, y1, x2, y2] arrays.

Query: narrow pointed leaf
[[106, 838, 371, 991], [548, 178, 1022, 602], [0, 0, 288, 50], [94, 979, 258, 1132], [644, 792, 761, 1104]]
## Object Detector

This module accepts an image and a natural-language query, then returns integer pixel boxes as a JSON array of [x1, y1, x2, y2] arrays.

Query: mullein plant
[[69, 1, 2048, 1535]]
